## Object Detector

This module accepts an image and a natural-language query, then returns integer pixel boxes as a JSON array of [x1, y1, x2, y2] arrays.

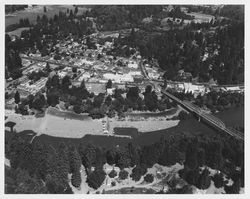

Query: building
[[103, 73, 133, 83], [106, 88, 115, 95], [17, 77, 47, 97], [128, 61, 139, 69], [177, 69, 192, 82], [183, 82, 208, 97]]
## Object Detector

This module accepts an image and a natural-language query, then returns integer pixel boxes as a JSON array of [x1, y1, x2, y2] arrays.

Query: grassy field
[[47, 107, 91, 121], [5, 5, 89, 28]]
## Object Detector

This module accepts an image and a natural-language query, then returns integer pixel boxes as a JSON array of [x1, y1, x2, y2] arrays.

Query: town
[[4, 4, 244, 195], [5, 30, 244, 115]]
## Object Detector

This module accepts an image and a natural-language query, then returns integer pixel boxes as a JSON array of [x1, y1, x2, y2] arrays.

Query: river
[[5, 107, 244, 149]]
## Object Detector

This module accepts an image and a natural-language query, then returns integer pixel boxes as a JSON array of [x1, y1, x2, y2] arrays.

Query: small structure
[[5, 121, 16, 133], [177, 69, 192, 82]]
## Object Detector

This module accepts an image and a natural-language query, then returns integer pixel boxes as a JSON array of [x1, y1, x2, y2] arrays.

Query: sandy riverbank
[[5, 112, 103, 138], [5, 109, 180, 138], [109, 120, 180, 133]]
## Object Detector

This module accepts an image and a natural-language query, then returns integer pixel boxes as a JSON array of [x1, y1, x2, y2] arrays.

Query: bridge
[[138, 61, 244, 140], [161, 90, 244, 140]]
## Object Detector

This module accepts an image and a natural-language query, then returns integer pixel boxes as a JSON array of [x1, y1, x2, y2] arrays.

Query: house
[[128, 61, 139, 69], [223, 86, 244, 93], [133, 75, 144, 83], [183, 83, 207, 96], [107, 88, 115, 95]]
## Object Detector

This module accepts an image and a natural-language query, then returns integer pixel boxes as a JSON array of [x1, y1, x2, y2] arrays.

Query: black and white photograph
[[2, 1, 246, 196]]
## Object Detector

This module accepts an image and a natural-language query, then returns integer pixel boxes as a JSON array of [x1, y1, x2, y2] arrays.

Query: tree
[[31, 140, 50, 180], [184, 142, 199, 170], [80, 79, 86, 90], [196, 168, 211, 189], [79, 143, 97, 169], [108, 169, 117, 178], [71, 170, 81, 188], [116, 149, 131, 169], [48, 143, 70, 190], [74, 6, 78, 15], [127, 143, 140, 167], [180, 168, 200, 186], [144, 91, 158, 111], [145, 85, 152, 94], [68, 145, 81, 174], [93, 93, 105, 108], [86, 168, 106, 189], [46, 92, 59, 107], [45, 63, 51, 72], [5, 92, 9, 99], [106, 148, 117, 165], [104, 95, 112, 107], [72, 67, 77, 73], [62, 75, 71, 91], [204, 141, 223, 169], [130, 164, 147, 181], [197, 148, 205, 167], [32, 92, 46, 111], [14, 91, 20, 104], [45, 173, 72, 194], [144, 174, 154, 183], [119, 169, 129, 180], [5, 168, 48, 194], [51, 74, 60, 88], [43, 6, 47, 13], [158, 146, 182, 167], [36, 15, 41, 23], [106, 79, 112, 89], [73, 105, 82, 114], [69, 10, 74, 19], [140, 144, 160, 167], [212, 172, 224, 188]]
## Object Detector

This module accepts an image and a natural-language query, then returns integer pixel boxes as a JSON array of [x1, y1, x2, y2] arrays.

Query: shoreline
[[5, 108, 181, 139]]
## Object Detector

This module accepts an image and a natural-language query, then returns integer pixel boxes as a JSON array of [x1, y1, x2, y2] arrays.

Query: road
[[20, 55, 113, 73]]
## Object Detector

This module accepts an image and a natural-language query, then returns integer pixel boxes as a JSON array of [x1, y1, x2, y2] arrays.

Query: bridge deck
[[161, 90, 243, 140]]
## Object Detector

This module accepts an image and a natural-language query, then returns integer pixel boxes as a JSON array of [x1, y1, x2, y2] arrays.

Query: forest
[[113, 20, 244, 84], [5, 130, 244, 194]]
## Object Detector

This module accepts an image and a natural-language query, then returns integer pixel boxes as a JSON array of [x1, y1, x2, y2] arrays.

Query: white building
[[183, 83, 207, 96], [78, 72, 91, 82], [128, 70, 141, 76], [128, 61, 139, 69], [103, 73, 133, 83], [58, 71, 68, 78]]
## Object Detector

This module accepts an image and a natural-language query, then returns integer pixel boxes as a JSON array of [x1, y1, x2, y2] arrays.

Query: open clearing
[[6, 5, 89, 28], [5, 112, 103, 138], [109, 120, 180, 133], [69, 163, 184, 194], [5, 108, 180, 139], [6, 27, 30, 37]]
